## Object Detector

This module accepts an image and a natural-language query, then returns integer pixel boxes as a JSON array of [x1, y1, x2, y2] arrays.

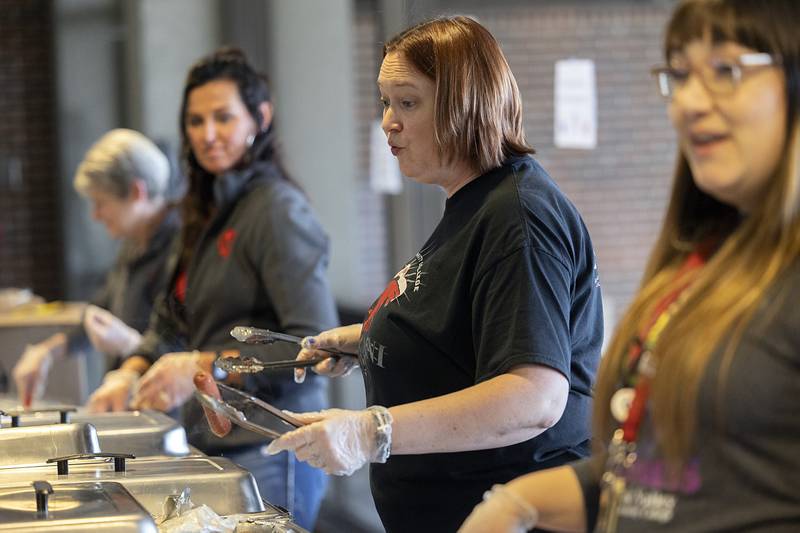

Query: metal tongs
[[194, 382, 304, 440], [222, 325, 357, 374], [215, 354, 331, 374]]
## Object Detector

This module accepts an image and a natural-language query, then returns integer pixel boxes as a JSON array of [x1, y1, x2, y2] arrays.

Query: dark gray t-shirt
[[573, 261, 800, 532]]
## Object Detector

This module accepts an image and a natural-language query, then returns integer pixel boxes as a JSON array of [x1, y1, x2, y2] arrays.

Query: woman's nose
[[202, 121, 216, 142], [671, 73, 714, 116], [382, 107, 401, 134]]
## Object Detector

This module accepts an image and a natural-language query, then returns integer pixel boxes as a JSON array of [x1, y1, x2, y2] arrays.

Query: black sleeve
[[471, 244, 573, 383], [63, 255, 123, 357], [129, 292, 186, 364], [570, 457, 602, 531]]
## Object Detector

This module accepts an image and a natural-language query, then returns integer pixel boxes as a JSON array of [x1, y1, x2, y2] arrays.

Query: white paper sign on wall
[[554, 58, 597, 150]]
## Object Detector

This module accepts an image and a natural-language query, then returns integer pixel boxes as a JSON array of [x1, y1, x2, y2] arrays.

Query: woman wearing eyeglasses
[[460, 0, 800, 531]]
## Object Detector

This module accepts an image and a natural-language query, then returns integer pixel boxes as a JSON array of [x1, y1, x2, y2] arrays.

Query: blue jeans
[[225, 445, 328, 531]]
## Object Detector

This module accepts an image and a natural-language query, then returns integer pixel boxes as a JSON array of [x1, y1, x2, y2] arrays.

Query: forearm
[[390, 365, 568, 454], [40, 333, 67, 359], [505, 466, 587, 532]]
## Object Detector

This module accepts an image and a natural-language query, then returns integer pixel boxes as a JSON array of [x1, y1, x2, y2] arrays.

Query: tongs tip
[[230, 326, 257, 343]]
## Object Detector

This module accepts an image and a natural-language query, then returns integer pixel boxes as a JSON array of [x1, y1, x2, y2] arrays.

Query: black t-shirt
[[359, 155, 603, 532]]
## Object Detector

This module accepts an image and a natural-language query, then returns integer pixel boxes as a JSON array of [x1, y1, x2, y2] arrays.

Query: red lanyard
[[621, 249, 707, 443]]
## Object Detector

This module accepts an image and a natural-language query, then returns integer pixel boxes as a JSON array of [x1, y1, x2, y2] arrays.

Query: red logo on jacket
[[217, 228, 236, 258]]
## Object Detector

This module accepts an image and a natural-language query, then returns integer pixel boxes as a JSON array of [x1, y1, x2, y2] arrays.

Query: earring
[[246, 133, 256, 147]]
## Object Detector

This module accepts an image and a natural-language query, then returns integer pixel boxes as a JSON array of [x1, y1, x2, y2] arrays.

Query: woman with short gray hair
[[12, 128, 181, 407]]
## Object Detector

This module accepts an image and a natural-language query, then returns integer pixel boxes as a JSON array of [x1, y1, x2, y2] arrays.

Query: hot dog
[[194, 371, 232, 437]]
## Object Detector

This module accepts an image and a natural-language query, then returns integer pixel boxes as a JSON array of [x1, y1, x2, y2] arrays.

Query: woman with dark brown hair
[[264, 16, 603, 532], [87, 48, 337, 530], [461, 1, 800, 531]]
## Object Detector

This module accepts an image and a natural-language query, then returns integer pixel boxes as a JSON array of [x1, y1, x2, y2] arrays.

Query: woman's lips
[[390, 146, 403, 156], [689, 134, 729, 158]]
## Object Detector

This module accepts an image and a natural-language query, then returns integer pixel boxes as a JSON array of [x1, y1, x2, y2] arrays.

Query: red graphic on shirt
[[174, 270, 188, 304], [217, 228, 236, 258], [363, 263, 412, 333]]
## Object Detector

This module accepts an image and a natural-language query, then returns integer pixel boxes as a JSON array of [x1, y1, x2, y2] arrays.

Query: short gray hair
[[74, 129, 170, 199]]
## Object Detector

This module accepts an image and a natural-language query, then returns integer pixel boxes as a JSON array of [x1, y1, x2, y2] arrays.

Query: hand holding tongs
[[224, 325, 358, 374], [194, 382, 303, 440]]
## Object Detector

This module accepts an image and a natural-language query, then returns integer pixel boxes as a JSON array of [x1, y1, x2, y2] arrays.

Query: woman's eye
[[216, 113, 233, 123], [187, 116, 203, 127], [401, 100, 415, 109], [379, 98, 390, 109], [668, 68, 690, 83], [711, 62, 737, 81]]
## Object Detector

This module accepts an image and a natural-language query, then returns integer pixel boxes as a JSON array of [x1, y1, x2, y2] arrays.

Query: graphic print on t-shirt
[[614, 417, 702, 525], [360, 247, 429, 370], [363, 249, 427, 333]]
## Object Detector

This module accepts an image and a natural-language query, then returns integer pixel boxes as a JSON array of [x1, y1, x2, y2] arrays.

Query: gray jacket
[[136, 161, 338, 450]]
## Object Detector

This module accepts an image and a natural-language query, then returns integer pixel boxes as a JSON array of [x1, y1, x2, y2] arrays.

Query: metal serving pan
[[0, 453, 265, 517], [0, 423, 100, 468], [8, 409, 190, 457], [0, 480, 157, 532]]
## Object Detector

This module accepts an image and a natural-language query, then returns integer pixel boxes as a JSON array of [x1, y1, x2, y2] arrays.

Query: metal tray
[[0, 480, 157, 532], [9, 409, 190, 457], [0, 423, 100, 468], [0, 454, 265, 517]]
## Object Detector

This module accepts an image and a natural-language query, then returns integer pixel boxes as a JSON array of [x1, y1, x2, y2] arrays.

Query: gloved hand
[[457, 484, 539, 533], [83, 305, 142, 357], [294, 324, 363, 383], [131, 351, 214, 412], [12, 343, 54, 408], [86, 368, 140, 413], [266, 406, 392, 476]]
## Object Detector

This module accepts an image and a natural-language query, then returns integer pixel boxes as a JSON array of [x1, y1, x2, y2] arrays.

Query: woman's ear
[[259, 102, 273, 131], [129, 178, 149, 201]]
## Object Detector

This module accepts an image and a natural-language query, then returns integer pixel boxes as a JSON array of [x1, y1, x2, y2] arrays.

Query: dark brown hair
[[177, 47, 295, 270]]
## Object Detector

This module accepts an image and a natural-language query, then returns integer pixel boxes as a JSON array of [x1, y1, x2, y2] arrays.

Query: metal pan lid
[[0, 480, 156, 532]]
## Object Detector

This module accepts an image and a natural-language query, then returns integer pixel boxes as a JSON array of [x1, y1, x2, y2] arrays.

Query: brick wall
[[0, 1, 63, 299]]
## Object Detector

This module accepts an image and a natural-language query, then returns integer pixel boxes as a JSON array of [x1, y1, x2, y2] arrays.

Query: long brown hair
[[594, 0, 800, 470], [384, 16, 534, 174]]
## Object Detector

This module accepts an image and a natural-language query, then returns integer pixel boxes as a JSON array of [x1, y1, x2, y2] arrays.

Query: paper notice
[[554, 59, 597, 149]]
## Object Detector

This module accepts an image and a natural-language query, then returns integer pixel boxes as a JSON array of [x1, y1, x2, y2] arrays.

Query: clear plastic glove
[[12, 343, 54, 408], [131, 351, 213, 412], [83, 305, 142, 357], [87, 368, 139, 413], [458, 484, 539, 533], [294, 324, 363, 383], [266, 407, 390, 476]]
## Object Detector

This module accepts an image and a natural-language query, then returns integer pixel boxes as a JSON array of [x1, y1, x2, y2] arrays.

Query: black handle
[[32, 480, 53, 517], [47, 452, 135, 475], [0, 407, 76, 428]]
